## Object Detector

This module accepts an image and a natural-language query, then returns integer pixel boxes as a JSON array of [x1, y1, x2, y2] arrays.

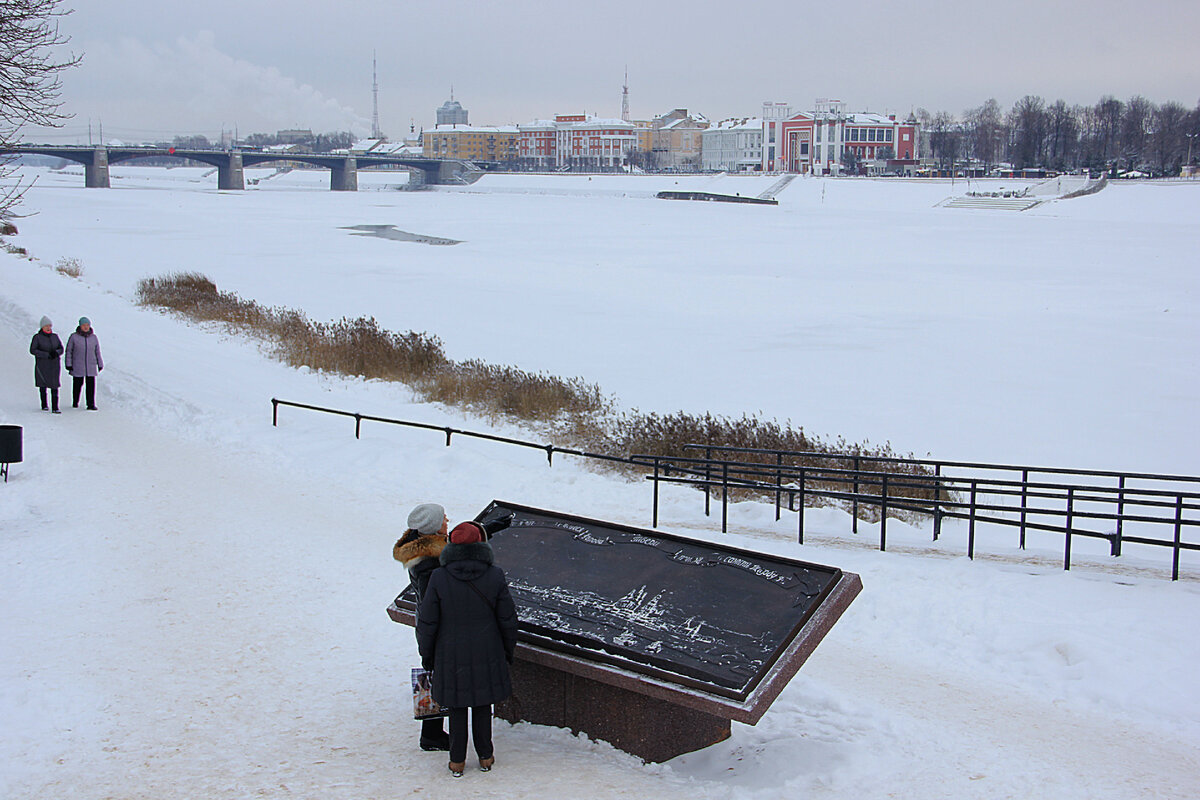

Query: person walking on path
[[65, 317, 103, 411], [417, 520, 518, 778], [393, 502, 452, 752], [29, 316, 64, 413]]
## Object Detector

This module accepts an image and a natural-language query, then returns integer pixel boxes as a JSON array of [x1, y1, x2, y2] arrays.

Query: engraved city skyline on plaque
[[472, 501, 843, 701]]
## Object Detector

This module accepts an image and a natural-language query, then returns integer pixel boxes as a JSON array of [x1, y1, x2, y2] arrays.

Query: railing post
[[932, 463, 942, 541], [271, 398, 278, 427], [1020, 468, 1029, 550], [721, 463, 729, 534], [1064, 487, 1075, 572], [354, 414, 362, 439], [852, 455, 860, 534], [968, 481, 978, 560], [879, 473, 888, 552], [1173, 494, 1183, 581], [797, 469, 806, 544], [775, 452, 783, 521], [1114, 475, 1125, 557], [704, 446, 712, 518], [546, 445, 554, 466], [652, 457, 660, 529], [444, 428, 453, 446]]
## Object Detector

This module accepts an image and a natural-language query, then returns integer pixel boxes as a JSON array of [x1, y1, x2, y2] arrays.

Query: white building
[[702, 118, 763, 172], [519, 114, 638, 170]]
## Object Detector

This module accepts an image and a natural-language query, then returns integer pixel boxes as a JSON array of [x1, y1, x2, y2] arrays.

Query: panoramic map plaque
[[394, 501, 853, 702]]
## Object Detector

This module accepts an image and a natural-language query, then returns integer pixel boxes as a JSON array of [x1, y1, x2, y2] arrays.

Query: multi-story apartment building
[[651, 109, 709, 170], [762, 99, 919, 174], [517, 115, 637, 170], [701, 117, 764, 172], [422, 125, 519, 164]]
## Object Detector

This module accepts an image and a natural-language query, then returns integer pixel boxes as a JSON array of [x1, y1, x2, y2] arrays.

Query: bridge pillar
[[84, 148, 110, 188], [330, 157, 357, 191], [218, 153, 244, 190]]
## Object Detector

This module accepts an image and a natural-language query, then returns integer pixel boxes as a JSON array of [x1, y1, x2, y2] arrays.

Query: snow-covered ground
[[1, 167, 1198, 799]]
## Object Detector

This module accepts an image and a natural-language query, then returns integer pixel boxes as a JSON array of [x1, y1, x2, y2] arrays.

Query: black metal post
[[1114, 475, 1125, 557], [721, 463, 729, 534], [968, 481, 977, 560], [704, 446, 712, 518], [775, 453, 783, 521], [546, 445, 554, 466], [272, 398, 279, 426], [444, 428, 453, 446], [1064, 487, 1075, 571], [797, 469, 806, 545], [1173, 494, 1183, 581], [354, 414, 362, 439], [852, 456, 860, 534], [880, 474, 888, 552], [1020, 468, 1029, 550], [932, 463, 942, 541], [652, 458, 660, 529]]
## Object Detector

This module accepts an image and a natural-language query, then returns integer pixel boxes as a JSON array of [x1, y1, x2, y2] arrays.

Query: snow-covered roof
[[707, 117, 763, 132], [426, 124, 519, 134]]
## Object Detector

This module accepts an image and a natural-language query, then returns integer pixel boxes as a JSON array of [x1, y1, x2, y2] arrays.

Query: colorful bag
[[412, 668, 447, 720]]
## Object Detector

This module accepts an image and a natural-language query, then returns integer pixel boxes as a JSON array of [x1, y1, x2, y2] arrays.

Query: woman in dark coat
[[393, 502, 451, 752], [29, 316, 64, 413], [417, 520, 518, 778], [65, 316, 103, 411]]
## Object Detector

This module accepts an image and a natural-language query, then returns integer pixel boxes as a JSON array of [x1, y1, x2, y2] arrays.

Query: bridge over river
[[1, 145, 485, 190]]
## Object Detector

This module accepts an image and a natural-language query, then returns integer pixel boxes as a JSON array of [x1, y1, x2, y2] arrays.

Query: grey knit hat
[[78, 316, 90, 326], [39, 316, 52, 328], [407, 503, 446, 535]]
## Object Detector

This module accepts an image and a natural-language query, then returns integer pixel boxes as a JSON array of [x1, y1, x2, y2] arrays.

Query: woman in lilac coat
[[65, 317, 103, 411]]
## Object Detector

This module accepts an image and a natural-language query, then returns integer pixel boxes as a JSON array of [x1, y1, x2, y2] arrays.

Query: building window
[[886, 129, 893, 142]]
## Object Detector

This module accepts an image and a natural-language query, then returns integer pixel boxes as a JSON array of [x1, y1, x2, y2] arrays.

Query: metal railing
[[270, 399, 1199, 580], [638, 445, 1200, 580]]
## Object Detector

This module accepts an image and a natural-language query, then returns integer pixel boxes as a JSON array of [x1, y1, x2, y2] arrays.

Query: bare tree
[[0, 0, 80, 221]]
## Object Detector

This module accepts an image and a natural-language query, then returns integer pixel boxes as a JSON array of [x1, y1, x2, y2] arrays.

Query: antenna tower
[[621, 67, 630, 122], [371, 51, 382, 139]]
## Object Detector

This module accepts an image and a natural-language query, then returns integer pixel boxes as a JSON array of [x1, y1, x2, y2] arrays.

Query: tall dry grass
[[137, 272, 941, 516]]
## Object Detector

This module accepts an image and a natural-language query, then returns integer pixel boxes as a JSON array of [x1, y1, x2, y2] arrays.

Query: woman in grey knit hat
[[29, 316, 64, 413]]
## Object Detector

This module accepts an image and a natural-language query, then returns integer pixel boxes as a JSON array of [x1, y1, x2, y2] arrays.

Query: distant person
[[393, 502, 451, 752], [29, 316, 63, 413], [417, 520, 518, 778], [65, 317, 103, 410]]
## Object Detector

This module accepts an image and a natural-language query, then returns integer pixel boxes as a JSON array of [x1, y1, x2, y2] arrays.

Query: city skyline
[[21, 0, 1200, 144]]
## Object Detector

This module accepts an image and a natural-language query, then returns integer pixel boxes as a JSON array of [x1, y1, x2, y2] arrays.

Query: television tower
[[621, 66, 630, 122], [371, 51, 382, 140]]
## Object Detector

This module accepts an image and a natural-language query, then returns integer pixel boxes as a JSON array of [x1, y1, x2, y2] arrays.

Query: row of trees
[[920, 95, 1200, 176]]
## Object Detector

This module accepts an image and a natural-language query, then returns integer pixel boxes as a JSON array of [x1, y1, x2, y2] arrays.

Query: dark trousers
[[39, 387, 59, 411], [72, 376, 96, 409], [448, 705, 492, 763]]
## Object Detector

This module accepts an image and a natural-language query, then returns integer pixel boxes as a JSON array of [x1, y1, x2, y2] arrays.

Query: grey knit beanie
[[39, 316, 52, 329], [78, 316, 90, 326], [407, 503, 446, 535]]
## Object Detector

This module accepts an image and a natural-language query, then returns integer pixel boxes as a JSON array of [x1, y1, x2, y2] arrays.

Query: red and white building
[[762, 99, 919, 174], [518, 114, 638, 170]]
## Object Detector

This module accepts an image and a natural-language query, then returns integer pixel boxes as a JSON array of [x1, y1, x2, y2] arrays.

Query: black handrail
[[270, 398, 1197, 580]]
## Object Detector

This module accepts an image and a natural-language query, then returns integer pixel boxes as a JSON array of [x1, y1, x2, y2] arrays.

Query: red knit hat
[[448, 521, 484, 545]]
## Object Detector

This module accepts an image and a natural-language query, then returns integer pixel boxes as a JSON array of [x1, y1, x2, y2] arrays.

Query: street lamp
[[1186, 133, 1197, 177]]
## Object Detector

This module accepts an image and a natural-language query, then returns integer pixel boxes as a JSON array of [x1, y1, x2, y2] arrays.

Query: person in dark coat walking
[[65, 317, 103, 411], [29, 316, 64, 413], [393, 502, 451, 752], [417, 520, 518, 778]]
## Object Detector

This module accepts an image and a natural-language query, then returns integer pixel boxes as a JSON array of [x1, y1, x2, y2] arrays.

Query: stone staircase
[[940, 195, 1045, 211], [758, 173, 797, 200]]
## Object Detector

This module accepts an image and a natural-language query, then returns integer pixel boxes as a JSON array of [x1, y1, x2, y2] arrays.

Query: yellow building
[[422, 125, 519, 163]]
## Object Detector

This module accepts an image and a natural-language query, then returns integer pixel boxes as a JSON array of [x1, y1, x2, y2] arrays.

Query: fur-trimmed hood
[[393, 531, 446, 573], [439, 541, 495, 581]]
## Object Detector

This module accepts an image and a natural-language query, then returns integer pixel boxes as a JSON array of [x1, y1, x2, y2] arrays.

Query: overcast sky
[[25, 0, 1200, 143]]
